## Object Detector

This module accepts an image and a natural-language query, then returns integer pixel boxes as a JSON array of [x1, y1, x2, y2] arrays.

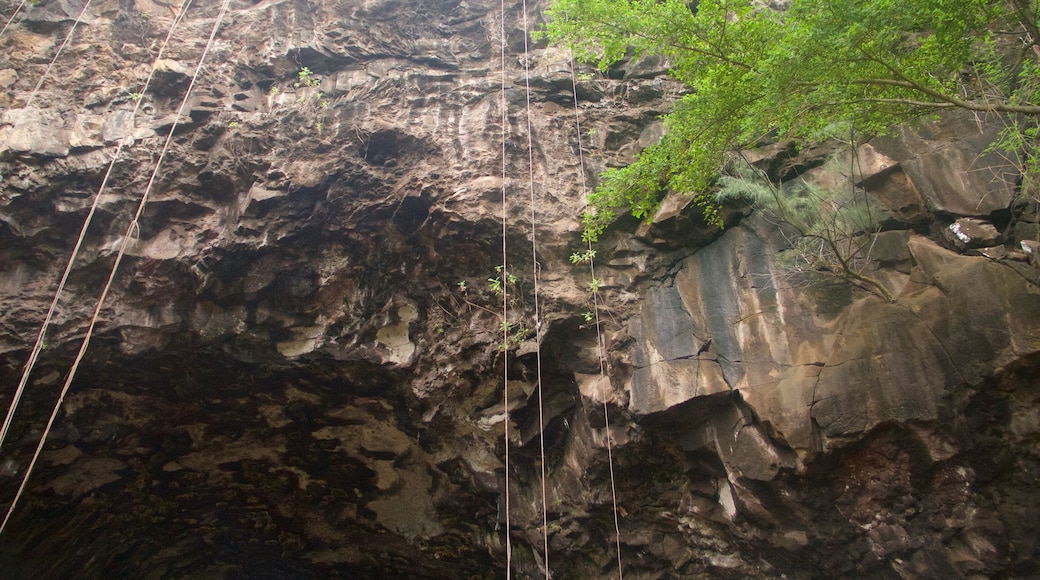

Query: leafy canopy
[[541, 0, 1040, 241]]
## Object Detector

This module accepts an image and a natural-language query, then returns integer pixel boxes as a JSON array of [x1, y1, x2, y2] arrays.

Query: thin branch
[[857, 96, 959, 109], [579, 15, 754, 71], [802, 233, 894, 301], [849, 74, 1040, 114], [1009, 0, 1040, 52]]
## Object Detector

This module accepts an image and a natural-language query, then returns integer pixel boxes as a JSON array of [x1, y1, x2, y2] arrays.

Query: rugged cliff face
[[1, 0, 1038, 577]]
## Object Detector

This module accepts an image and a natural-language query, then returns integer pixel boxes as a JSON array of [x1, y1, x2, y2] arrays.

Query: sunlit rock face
[[0, 0, 1038, 577]]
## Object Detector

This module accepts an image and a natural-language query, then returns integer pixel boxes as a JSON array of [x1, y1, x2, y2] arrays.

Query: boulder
[[1, 108, 70, 157]]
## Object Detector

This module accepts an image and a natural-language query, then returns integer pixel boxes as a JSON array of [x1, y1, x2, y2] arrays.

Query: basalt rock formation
[[0, 0, 1038, 578]]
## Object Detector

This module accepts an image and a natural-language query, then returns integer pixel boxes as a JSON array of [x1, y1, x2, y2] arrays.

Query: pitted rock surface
[[0, 0, 1039, 578]]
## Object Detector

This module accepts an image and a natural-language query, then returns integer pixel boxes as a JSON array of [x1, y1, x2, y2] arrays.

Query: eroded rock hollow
[[1, 0, 1038, 577]]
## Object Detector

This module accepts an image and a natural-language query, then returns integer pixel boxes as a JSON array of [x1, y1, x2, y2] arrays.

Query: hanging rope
[[517, 0, 551, 574], [568, 59, 624, 580], [0, 0, 28, 38], [0, 0, 234, 536], [0, 0, 93, 159], [0, 0, 196, 452], [23, 0, 93, 110], [499, 0, 513, 575]]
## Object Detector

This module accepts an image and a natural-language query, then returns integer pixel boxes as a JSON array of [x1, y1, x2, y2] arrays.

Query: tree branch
[[578, 15, 754, 71], [1009, 0, 1040, 53], [849, 78, 1040, 114], [802, 233, 894, 301], [857, 97, 958, 109]]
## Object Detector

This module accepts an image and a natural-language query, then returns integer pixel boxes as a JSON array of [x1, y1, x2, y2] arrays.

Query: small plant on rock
[[296, 67, 320, 88], [487, 265, 519, 297], [497, 320, 530, 350], [570, 249, 596, 265], [487, 276, 502, 295]]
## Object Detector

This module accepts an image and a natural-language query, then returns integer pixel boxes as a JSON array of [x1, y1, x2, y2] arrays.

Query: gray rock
[[874, 110, 1018, 216], [1, 108, 70, 157], [946, 217, 1001, 249], [0, 69, 17, 89]]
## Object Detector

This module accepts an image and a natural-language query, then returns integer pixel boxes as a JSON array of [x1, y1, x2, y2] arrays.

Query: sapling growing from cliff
[[541, 0, 1040, 241], [569, 249, 596, 264], [296, 67, 320, 88], [717, 159, 894, 301]]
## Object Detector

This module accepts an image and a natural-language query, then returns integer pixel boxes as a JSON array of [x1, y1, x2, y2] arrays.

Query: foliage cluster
[[487, 265, 519, 297], [225, 68, 334, 138], [541, 0, 1040, 241], [455, 267, 533, 350], [718, 158, 893, 300], [569, 248, 602, 321], [295, 67, 320, 88], [260, 68, 332, 136], [113, 7, 155, 47]]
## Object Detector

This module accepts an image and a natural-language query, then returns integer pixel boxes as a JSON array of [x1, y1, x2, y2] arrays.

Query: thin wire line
[[0, 0, 93, 156], [0, 0, 234, 536], [0, 0, 196, 452], [499, 0, 512, 576], [0, 0, 28, 38], [568, 58, 624, 580], [23, 0, 93, 110], [518, 0, 550, 575]]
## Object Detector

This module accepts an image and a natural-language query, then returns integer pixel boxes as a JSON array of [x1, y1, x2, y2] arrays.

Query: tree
[[717, 156, 894, 301], [541, 0, 1040, 241]]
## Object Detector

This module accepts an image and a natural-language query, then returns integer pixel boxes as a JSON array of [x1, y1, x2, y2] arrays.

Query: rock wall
[[0, 0, 1038, 577]]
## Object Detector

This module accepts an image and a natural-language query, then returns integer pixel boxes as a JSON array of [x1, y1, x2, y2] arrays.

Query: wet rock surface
[[0, 0, 1038, 578]]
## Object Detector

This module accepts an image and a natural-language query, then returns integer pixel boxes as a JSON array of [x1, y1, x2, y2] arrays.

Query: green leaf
[[542, 0, 1039, 239]]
